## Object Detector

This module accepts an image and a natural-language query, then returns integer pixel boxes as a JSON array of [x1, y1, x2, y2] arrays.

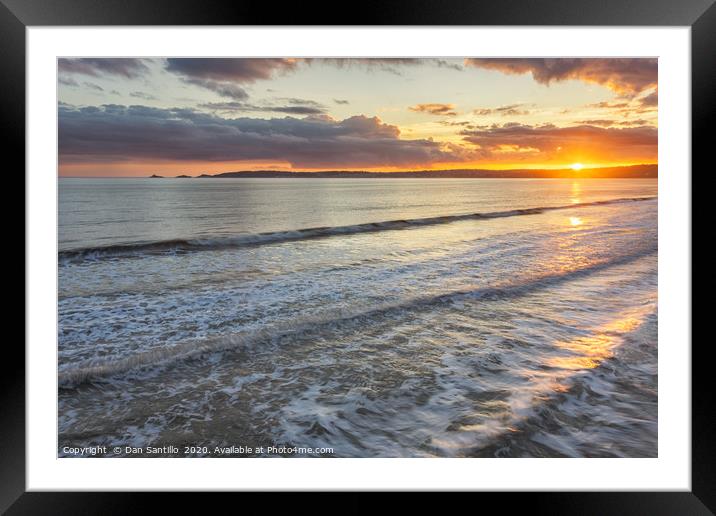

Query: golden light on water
[[569, 216, 583, 226], [549, 315, 645, 371]]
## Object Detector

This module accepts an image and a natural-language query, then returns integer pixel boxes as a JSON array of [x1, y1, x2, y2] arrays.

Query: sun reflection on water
[[549, 315, 645, 371]]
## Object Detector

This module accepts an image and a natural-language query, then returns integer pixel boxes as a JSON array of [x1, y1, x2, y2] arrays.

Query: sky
[[57, 58, 658, 176]]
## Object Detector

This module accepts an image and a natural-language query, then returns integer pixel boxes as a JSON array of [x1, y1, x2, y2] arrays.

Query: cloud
[[334, 99, 350, 105], [638, 90, 658, 107], [165, 58, 299, 99], [182, 78, 249, 100], [586, 101, 630, 109], [199, 100, 326, 115], [278, 98, 324, 108], [409, 103, 458, 116], [165, 58, 299, 82], [618, 119, 651, 126], [58, 104, 465, 169], [460, 122, 656, 162], [58, 58, 151, 79], [130, 91, 158, 101], [58, 76, 79, 87], [575, 119, 653, 127], [474, 103, 530, 116], [464, 58, 657, 95], [306, 58, 463, 74], [438, 120, 472, 127], [58, 76, 104, 92], [574, 119, 618, 127], [585, 94, 657, 119]]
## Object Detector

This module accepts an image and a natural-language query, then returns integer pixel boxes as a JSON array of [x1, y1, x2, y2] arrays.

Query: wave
[[59, 196, 655, 264], [58, 245, 656, 388], [465, 308, 658, 458]]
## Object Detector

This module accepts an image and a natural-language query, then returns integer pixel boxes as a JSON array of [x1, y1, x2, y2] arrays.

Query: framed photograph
[[7, 0, 711, 510]]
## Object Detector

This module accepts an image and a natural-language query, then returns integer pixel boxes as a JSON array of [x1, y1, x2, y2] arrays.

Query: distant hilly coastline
[[149, 164, 657, 179]]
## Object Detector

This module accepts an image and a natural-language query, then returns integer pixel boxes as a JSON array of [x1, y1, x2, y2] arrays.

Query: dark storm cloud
[[409, 103, 458, 116], [58, 104, 464, 168], [460, 122, 657, 160], [58, 58, 151, 79], [464, 58, 657, 95]]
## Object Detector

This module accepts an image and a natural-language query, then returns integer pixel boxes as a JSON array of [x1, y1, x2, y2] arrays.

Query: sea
[[58, 177, 658, 457]]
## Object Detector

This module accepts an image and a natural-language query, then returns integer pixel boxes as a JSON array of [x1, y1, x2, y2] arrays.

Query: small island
[[149, 174, 164, 178]]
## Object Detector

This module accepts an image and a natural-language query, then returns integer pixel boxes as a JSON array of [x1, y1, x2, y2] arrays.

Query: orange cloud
[[460, 122, 657, 165], [409, 103, 458, 116], [474, 103, 531, 116]]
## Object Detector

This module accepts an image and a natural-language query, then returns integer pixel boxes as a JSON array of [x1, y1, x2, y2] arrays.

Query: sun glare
[[571, 163, 584, 171]]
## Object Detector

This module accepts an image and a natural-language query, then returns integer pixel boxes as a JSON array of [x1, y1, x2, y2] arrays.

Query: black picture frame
[[4, 0, 711, 511]]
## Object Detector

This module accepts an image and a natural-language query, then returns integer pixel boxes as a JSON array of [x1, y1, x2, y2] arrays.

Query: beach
[[58, 177, 657, 457]]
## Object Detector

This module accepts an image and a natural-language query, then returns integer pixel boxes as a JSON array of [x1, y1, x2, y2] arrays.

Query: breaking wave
[[58, 244, 656, 388], [59, 196, 655, 264]]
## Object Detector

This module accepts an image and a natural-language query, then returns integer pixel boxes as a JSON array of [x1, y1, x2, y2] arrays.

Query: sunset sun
[[571, 163, 584, 171]]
